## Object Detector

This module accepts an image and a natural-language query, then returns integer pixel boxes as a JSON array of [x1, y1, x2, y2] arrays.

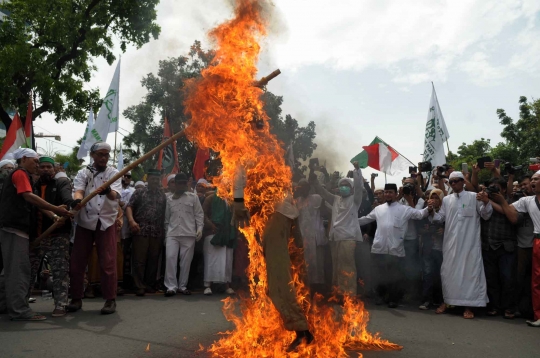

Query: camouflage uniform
[[29, 233, 70, 307]]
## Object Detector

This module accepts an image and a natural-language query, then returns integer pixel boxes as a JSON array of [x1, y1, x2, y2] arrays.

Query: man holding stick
[[67, 142, 122, 315], [0, 149, 72, 321]]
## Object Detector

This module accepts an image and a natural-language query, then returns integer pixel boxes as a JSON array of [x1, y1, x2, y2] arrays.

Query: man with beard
[[0, 149, 72, 321], [66, 142, 122, 315], [28, 156, 75, 317], [358, 184, 432, 308]]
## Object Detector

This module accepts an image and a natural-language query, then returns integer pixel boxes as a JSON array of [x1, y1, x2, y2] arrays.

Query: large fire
[[184, 0, 402, 356]]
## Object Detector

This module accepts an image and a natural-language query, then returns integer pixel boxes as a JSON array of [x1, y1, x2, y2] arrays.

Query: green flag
[[350, 136, 390, 168]]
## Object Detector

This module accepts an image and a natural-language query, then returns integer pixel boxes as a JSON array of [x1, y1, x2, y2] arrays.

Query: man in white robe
[[295, 179, 327, 288], [428, 171, 492, 319]]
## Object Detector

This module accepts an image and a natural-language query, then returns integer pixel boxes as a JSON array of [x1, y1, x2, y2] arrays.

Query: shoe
[[286, 330, 314, 352], [204, 287, 213, 295], [66, 299, 82, 312], [225, 288, 235, 295], [52, 306, 66, 317], [28, 297, 37, 303], [165, 290, 176, 297], [419, 302, 430, 310], [526, 319, 540, 327], [135, 289, 146, 297], [388, 302, 398, 308], [100, 300, 116, 315]]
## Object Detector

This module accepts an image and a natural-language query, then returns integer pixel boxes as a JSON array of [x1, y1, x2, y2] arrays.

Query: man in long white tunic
[[429, 171, 492, 319]]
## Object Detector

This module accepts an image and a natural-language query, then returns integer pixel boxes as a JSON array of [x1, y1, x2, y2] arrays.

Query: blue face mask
[[339, 185, 351, 197]]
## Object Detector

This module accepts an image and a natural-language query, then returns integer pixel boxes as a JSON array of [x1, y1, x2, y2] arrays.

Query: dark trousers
[[516, 247, 533, 317], [372, 253, 404, 303], [482, 246, 517, 312], [70, 222, 117, 300], [421, 249, 443, 304], [132, 235, 163, 290], [404, 239, 421, 299]]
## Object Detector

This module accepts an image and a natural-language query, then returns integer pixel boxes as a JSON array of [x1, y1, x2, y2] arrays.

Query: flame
[[146, 343, 150, 352], [184, 0, 402, 356]]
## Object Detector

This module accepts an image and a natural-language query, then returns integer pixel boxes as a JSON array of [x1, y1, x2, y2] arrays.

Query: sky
[[33, 0, 540, 186]]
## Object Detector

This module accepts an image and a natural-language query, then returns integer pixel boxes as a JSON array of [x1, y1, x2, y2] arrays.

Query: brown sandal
[[486, 309, 499, 316], [463, 309, 474, 319], [435, 303, 447, 314], [504, 310, 515, 319]]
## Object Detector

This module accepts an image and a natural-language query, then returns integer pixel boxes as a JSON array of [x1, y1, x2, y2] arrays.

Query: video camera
[[513, 190, 526, 200], [436, 164, 452, 179], [504, 162, 525, 175], [418, 161, 433, 172], [403, 182, 415, 195], [485, 185, 500, 196]]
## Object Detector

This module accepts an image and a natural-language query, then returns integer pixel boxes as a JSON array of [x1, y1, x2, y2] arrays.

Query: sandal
[[486, 309, 499, 316], [504, 310, 515, 320], [435, 303, 447, 314], [11, 313, 47, 321], [463, 309, 474, 319], [179, 289, 191, 295]]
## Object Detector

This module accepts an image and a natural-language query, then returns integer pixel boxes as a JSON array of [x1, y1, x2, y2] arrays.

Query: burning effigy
[[184, 0, 403, 356]]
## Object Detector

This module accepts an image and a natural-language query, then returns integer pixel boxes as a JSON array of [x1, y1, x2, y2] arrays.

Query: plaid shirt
[[480, 203, 518, 251], [127, 187, 167, 238]]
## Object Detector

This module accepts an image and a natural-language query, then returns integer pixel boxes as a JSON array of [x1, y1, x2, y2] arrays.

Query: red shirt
[[12, 170, 32, 194]]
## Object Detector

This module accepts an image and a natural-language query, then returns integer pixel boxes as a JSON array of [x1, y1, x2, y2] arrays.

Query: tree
[[123, 41, 318, 180], [54, 142, 84, 178], [0, 0, 160, 130], [497, 96, 540, 164]]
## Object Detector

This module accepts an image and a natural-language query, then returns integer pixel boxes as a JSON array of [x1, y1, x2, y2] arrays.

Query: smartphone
[[409, 166, 418, 174], [477, 156, 492, 169], [462, 163, 468, 174], [494, 159, 501, 168], [371, 173, 378, 177]]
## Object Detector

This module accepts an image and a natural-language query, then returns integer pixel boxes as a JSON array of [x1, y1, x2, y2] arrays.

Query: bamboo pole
[[33, 130, 186, 244]]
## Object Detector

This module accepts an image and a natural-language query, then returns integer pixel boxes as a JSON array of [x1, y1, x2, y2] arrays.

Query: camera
[[513, 190, 526, 200], [485, 185, 500, 196], [436, 164, 451, 178], [504, 162, 524, 175], [418, 161, 433, 172], [403, 183, 415, 195], [371, 173, 378, 177]]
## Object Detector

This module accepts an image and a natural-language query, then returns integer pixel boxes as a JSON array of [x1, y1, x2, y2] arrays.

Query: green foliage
[[54, 145, 83, 178], [0, 0, 160, 129], [123, 41, 318, 180]]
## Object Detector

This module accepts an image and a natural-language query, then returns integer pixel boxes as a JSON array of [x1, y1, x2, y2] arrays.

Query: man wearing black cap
[[163, 173, 204, 296], [125, 169, 167, 296], [359, 183, 433, 308]]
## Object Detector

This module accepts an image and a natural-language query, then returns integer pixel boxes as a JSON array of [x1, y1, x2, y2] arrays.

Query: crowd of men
[[0, 143, 539, 331]]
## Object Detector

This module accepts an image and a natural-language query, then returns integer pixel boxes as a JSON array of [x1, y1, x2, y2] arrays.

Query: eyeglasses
[[94, 152, 110, 159], [448, 179, 463, 185], [124, 175, 131, 178]]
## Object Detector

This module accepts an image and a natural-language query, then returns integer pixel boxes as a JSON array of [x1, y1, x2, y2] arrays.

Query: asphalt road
[[0, 293, 538, 358]]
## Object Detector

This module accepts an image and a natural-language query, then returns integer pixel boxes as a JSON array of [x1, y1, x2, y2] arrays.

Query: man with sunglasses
[[67, 142, 122, 315], [428, 171, 492, 319]]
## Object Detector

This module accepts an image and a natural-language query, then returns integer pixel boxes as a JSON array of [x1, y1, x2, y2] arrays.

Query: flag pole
[[113, 131, 117, 165], [385, 173, 387, 184], [375, 135, 416, 166]]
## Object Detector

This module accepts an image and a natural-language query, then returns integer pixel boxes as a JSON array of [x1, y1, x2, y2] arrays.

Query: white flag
[[117, 144, 124, 171], [423, 84, 450, 167], [77, 108, 94, 159], [86, 60, 120, 147]]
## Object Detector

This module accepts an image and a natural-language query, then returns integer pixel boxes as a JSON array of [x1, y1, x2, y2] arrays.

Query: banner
[[423, 84, 450, 167], [86, 60, 120, 147], [77, 108, 94, 159]]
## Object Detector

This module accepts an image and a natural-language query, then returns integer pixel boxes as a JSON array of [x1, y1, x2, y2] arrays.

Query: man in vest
[[0, 149, 71, 321]]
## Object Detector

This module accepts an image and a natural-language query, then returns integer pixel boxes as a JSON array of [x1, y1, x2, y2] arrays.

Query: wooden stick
[[33, 130, 186, 244], [253, 69, 281, 88]]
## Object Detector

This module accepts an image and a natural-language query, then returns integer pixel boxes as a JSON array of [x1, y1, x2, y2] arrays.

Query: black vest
[[0, 168, 33, 233]]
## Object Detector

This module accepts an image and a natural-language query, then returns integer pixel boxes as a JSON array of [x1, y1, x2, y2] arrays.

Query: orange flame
[[145, 343, 150, 352], [184, 0, 402, 356]]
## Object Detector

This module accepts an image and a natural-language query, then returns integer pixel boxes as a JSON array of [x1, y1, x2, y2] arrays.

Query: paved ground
[[0, 293, 538, 358]]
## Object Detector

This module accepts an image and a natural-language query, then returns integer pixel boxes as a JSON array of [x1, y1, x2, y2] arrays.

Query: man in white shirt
[[492, 170, 540, 327], [428, 171, 492, 319], [164, 173, 204, 296], [66, 142, 122, 315], [359, 183, 431, 308]]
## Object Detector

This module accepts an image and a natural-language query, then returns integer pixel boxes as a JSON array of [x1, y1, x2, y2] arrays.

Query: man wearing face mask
[[67, 142, 123, 315], [309, 161, 364, 295], [358, 184, 432, 308], [28, 156, 75, 317]]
